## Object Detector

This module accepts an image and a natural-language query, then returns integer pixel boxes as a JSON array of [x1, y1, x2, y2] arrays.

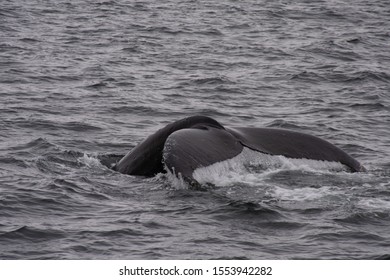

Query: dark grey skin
[[113, 116, 365, 183]]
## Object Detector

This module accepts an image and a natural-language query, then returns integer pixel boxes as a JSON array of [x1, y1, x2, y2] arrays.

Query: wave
[[0, 225, 66, 241], [14, 119, 103, 133]]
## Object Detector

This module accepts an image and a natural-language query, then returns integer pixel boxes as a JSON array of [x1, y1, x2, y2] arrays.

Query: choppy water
[[1, 0, 390, 259]]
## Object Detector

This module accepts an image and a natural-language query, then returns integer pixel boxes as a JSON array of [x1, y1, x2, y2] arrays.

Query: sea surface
[[1, 0, 390, 259]]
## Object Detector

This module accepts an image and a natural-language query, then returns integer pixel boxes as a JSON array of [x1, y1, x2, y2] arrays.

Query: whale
[[113, 116, 365, 183]]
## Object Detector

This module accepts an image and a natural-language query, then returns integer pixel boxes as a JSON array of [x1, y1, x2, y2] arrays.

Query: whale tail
[[114, 116, 365, 183]]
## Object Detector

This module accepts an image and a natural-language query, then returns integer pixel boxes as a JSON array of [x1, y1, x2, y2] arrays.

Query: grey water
[[1, 0, 390, 259]]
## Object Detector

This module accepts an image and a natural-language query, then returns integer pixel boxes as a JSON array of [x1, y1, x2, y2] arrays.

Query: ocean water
[[1, 0, 390, 259]]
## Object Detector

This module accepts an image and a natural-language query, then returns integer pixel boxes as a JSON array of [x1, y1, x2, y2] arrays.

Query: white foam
[[357, 198, 390, 211], [192, 148, 347, 187], [78, 153, 103, 168], [271, 185, 338, 201]]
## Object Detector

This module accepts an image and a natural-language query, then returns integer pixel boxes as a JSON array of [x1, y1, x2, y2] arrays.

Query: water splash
[[192, 148, 348, 187], [77, 153, 103, 168]]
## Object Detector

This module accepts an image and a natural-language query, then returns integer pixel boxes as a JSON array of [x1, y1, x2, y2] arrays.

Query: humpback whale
[[113, 116, 365, 183]]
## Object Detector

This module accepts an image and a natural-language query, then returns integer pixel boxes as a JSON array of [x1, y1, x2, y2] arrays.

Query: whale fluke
[[113, 116, 365, 183]]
